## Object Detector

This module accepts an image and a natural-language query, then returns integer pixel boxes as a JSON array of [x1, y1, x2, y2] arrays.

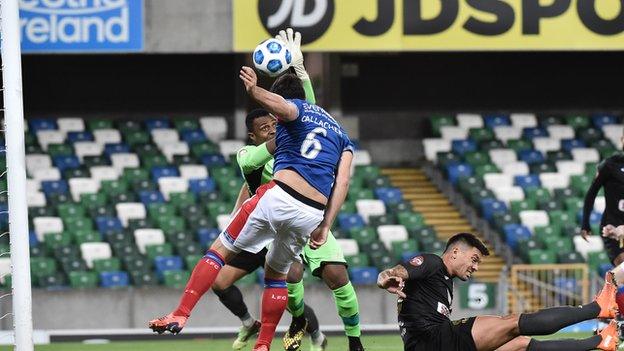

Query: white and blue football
[[253, 38, 292, 77]]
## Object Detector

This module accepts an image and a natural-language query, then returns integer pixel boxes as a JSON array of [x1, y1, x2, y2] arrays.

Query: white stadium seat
[[179, 164, 209, 180], [74, 142, 104, 161], [93, 129, 121, 145], [217, 214, 231, 231], [33, 217, 64, 242], [377, 225, 409, 251], [547, 125, 575, 140], [219, 140, 246, 158], [161, 142, 190, 162], [110, 153, 140, 172], [519, 210, 549, 232], [423, 138, 451, 162], [353, 150, 372, 166], [336, 239, 359, 256], [571, 148, 600, 164], [602, 125, 622, 147], [26, 154, 52, 176], [134, 229, 165, 254], [539, 172, 570, 193], [555, 161, 585, 177], [32, 168, 61, 181], [90, 166, 119, 183], [594, 196, 606, 213], [158, 177, 188, 201], [489, 149, 517, 168], [27, 191, 46, 207], [0, 258, 10, 284], [151, 129, 179, 146], [510, 113, 537, 128], [68, 178, 100, 201], [355, 199, 386, 223], [200, 116, 228, 143], [26, 179, 40, 194], [494, 126, 522, 143], [456, 113, 483, 129], [532, 138, 560, 154], [501, 161, 529, 176], [80, 242, 112, 269], [573, 235, 604, 260], [36, 130, 66, 151], [115, 202, 146, 227], [492, 186, 525, 205], [440, 126, 468, 141], [484, 173, 514, 190], [57, 117, 85, 133]]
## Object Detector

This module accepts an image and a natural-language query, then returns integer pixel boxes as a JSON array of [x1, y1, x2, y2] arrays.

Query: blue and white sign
[[19, 0, 143, 53]]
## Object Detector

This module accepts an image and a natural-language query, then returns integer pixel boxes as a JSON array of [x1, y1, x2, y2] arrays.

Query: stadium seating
[[9, 116, 441, 289], [425, 113, 621, 275]]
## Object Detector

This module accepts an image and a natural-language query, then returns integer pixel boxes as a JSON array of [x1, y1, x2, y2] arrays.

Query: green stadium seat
[[553, 188, 579, 202], [83, 156, 109, 167], [565, 115, 590, 130], [537, 199, 564, 212], [207, 202, 230, 220], [38, 273, 67, 288], [186, 215, 214, 231], [587, 252, 610, 272], [134, 144, 162, 157], [61, 258, 88, 273], [130, 270, 159, 286], [175, 242, 203, 257], [558, 251, 584, 264], [174, 119, 200, 132], [386, 201, 413, 215], [340, 201, 357, 214], [148, 203, 176, 220], [80, 193, 108, 209], [87, 119, 113, 131], [30, 246, 47, 258], [464, 151, 490, 167], [184, 255, 202, 270], [110, 193, 137, 204], [421, 241, 445, 255], [53, 245, 81, 260], [506, 139, 533, 153], [30, 257, 57, 279], [355, 165, 381, 181], [468, 128, 494, 143], [128, 218, 154, 232], [578, 128, 602, 145], [123, 168, 150, 183], [345, 253, 370, 268], [525, 188, 551, 204], [457, 177, 484, 197], [47, 193, 72, 206], [163, 270, 190, 288], [366, 175, 392, 189], [348, 188, 375, 201], [64, 217, 93, 233], [43, 232, 72, 251], [534, 225, 562, 243], [173, 155, 197, 166], [146, 243, 173, 260], [123, 255, 152, 272], [132, 179, 157, 192], [479, 140, 504, 152], [349, 227, 377, 246], [57, 203, 86, 219], [397, 212, 425, 231], [474, 164, 499, 178], [112, 242, 140, 257], [369, 214, 396, 228], [93, 258, 121, 273], [29, 206, 56, 219], [391, 240, 419, 260], [409, 226, 437, 245], [437, 152, 461, 169], [528, 249, 557, 264], [518, 239, 542, 260], [158, 217, 186, 233], [166, 231, 195, 244], [69, 271, 98, 289], [530, 163, 557, 174], [101, 180, 128, 196], [191, 143, 220, 158], [430, 115, 455, 136], [124, 130, 151, 146], [48, 144, 74, 157], [64, 167, 90, 179], [371, 254, 395, 271], [542, 236, 573, 253], [73, 230, 101, 244], [510, 199, 536, 218], [169, 192, 196, 208], [571, 175, 592, 194]]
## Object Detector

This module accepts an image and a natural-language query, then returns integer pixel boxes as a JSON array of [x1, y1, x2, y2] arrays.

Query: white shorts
[[219, 181, 324, 274]]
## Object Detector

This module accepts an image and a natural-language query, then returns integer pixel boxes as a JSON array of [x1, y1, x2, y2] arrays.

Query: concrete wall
[[0, 285, 497, 331], [144, 0, 232, 53]]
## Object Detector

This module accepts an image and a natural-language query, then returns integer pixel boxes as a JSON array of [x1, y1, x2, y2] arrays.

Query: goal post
[[1, 0, 35, 350]]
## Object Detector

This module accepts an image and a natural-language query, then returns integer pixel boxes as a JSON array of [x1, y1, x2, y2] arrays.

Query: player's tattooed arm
[[377, 265, 408, 298], [239, 66, 298, 121]]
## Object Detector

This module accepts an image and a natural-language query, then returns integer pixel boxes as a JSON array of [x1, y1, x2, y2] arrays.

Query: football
[[252, 38, 292, 77]]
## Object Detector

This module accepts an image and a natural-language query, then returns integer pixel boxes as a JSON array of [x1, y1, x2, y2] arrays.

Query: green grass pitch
[[0, 332, 596, 351]]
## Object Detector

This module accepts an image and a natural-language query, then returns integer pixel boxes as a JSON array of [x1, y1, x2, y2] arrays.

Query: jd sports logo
[[258, 0, 335, 44]]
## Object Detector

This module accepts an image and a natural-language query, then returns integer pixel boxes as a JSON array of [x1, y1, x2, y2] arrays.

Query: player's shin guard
[[527, 336, 602, 351], [518, 302, 601, 336], [332, 282, 361, 337], [287, 280, 305, 318], [255, 279, 288, 349], [213, 285, 249, 320], [173, 250, 225, 317]]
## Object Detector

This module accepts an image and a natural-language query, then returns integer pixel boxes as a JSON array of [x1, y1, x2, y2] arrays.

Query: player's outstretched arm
[[377, 265, 408, 298], [580, 171, 607, 240], [237, 143, 274, 174], [309, 151, 353, 249], [276, 28, 316, 105], [239, 66, 298, 121]]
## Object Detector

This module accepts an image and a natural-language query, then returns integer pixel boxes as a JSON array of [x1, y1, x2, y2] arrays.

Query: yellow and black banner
[[233, 0, 624, 51]]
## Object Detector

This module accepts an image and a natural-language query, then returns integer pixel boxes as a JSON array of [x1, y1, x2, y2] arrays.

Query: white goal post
[[1, 0, 34, 350]]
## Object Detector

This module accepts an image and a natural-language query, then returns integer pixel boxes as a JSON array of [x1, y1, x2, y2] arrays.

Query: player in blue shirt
[[150, 66, 354, 351]]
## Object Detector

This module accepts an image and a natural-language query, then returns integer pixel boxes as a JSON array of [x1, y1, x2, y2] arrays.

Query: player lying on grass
[[150, 58, 355, 351], [378, 232, 619, 351]]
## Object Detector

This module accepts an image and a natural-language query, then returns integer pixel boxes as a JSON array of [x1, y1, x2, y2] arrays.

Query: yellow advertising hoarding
[[233, 0, 624, 51]]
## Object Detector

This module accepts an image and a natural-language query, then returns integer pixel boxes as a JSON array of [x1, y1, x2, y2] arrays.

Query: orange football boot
[[596, 272, 619, 319], [597, 320, 619, 351], [148, 313, 187, 335]]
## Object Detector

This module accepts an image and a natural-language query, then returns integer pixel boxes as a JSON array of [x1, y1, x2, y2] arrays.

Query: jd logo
[[258, 0, 335, 44]]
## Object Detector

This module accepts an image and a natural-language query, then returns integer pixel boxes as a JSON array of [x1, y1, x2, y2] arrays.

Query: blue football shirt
[[273, 99, 354, 198]]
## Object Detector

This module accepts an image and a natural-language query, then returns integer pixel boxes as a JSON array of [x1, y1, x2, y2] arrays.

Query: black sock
[[527, 335, 601, 351], [213, 285, 249, 319], [518, 302, 600, 335], [348, 336, 363, 350], [303, 304, 320, 334]]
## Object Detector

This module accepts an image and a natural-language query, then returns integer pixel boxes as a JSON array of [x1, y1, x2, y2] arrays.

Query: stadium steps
[[382, 168, 505, 283]]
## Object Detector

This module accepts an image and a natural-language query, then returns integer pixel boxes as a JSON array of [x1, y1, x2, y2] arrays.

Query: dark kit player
[[378, 232, 619, 351]]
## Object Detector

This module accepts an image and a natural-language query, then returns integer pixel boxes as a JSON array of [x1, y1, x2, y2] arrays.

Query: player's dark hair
[[270, 73, 306, 100], [444, 233, 490, 256], [245, 108, 270, 133]]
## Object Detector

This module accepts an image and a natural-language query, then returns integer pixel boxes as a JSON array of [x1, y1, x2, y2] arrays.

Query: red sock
[[173, 250, 224, 317], [616, 288, 624, 314], [255, 279, 288, 349]]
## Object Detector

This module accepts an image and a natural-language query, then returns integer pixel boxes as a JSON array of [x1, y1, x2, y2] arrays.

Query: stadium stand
[[11, 115, 468, 290], [424, 113, 619, 275]]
